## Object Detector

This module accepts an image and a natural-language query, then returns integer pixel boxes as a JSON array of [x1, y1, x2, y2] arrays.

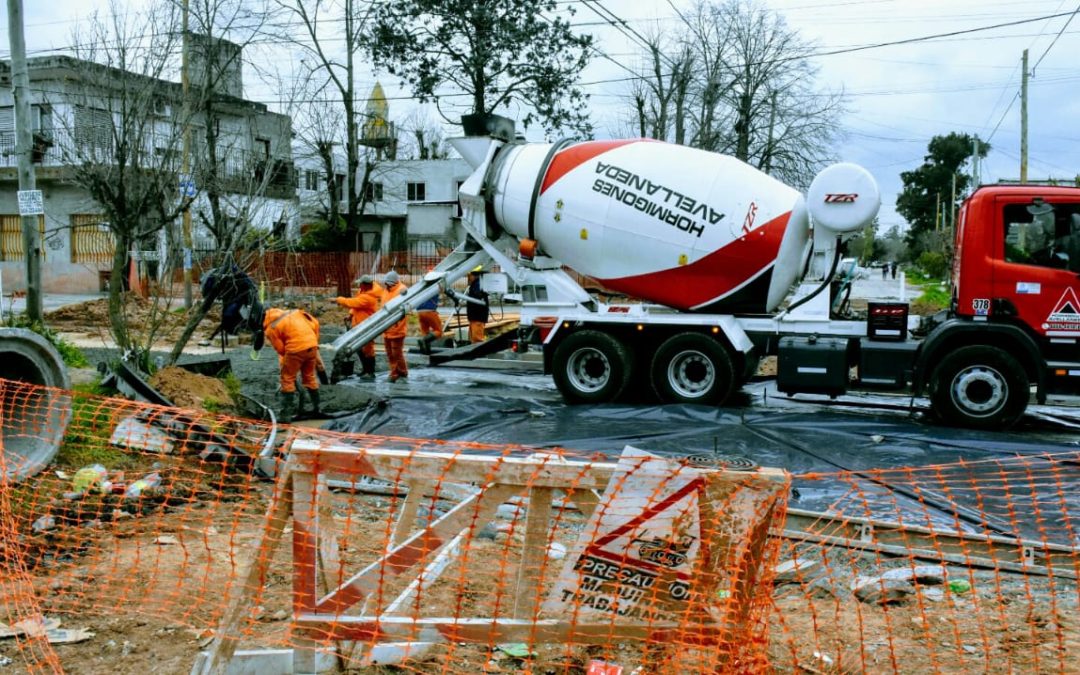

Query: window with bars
[[70, 214, 115, 264], [0, 215, 46, 262], [74, 106, 114, 157]]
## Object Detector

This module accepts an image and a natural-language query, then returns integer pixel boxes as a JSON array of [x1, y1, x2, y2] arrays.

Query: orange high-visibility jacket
[[336, 283, 384, 327], [263, 308, 320, 355], [382, 283, 408, 340]]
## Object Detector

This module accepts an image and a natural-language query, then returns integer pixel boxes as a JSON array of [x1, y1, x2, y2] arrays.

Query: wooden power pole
[[1020, 49, 1029, 184], [6, 0, 43, 322], [181, 0, 194, 309]]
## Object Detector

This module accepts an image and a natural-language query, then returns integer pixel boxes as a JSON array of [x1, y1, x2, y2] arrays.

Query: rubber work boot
[[360, 355, 376, 380], [306, 388, 321, 417], [295, 387, 307, 418], [418, 333, 437, 355], [279, 391, 297, 424], [332, 359, 354, 383]]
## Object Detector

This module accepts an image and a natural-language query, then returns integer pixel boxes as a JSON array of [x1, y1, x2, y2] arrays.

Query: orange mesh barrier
[[0, 377, 1077, 674]]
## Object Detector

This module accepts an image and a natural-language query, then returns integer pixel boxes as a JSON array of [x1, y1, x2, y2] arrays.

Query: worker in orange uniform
[[381, 270, 410, 382], [416, 294, 443, 339], [259, 306, 321, 422], [335, 274, 383, 380], [448, 269, 489, 343]]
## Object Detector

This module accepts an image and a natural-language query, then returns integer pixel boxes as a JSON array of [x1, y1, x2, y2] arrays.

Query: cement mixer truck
[[331, 114, 1080, 430]]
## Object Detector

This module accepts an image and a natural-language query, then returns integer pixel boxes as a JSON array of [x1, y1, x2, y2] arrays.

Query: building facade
[[0, 47, 297, 294], [298, 156, 472, 256]]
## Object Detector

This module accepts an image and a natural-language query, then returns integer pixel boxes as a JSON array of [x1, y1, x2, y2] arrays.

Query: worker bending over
[[335, 274, 383, 379], [259, 306, 321, 421], [449, 270, 489, 343], [381, 271, 409, 382]]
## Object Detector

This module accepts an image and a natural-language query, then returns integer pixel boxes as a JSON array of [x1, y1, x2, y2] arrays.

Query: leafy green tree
[[896, 132, 989, 255], [368, 0, 593, 135]]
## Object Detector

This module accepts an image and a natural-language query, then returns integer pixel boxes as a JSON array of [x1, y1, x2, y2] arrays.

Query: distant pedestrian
[[881, 263, 888, 280], [890, 262, 898, 279]]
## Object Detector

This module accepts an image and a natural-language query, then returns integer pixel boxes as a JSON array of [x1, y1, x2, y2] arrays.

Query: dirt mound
[[149, 366, 232, 411]]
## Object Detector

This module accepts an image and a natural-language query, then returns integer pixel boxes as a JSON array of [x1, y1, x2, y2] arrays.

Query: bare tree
[[627, 29, 695, 144], [626, 0, 844, 186], [167, 0, 299, 363], [397, 107, 450, 160], [273, 0, 374, 233], [56, 1, 192, 359], [292, 85, 346, 229]]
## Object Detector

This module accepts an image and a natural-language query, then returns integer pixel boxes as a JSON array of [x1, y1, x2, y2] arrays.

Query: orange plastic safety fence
[[771, 456, 1080, 673], [0, 377, 1077, 674]]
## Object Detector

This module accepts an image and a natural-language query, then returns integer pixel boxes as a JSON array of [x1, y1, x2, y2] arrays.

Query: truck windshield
[[1003, 202, 1080, 273]]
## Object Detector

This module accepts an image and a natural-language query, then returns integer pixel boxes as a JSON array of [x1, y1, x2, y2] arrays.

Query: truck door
[[994, 198, 1080, 354]]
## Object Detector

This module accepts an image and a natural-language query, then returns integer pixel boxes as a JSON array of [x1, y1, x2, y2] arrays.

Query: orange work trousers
[[469, 321, 486, 344], [384, 336, 408, 380], [361, 341, 376, 358], [280, 346, 320, 392], [417, 310, 443, 338]]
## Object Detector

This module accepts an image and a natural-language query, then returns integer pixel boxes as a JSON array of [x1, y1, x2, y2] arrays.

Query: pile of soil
[[149, 366, 233, 411]]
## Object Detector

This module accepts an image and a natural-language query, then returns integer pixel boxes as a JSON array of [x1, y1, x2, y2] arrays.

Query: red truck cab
[[932, 184, 1080, 424]]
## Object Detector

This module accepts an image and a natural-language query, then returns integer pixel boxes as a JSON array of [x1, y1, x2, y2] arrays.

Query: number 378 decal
[[972, 298, 990, 316]]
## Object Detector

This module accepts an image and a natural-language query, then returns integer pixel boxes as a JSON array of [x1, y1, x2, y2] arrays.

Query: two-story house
[[0, 39, 297, 294], [298, 155, 472, 260]]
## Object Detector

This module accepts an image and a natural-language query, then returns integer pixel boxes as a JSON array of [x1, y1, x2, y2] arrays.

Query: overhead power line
[[1031, 2, 1080, 74]]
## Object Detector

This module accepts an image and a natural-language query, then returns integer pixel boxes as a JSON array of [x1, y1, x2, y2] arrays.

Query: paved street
[[849, 272, 922, 303]]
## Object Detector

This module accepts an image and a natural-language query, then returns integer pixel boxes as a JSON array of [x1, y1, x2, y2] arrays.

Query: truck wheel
[[651, 332, 735, 405], [552, 330, 633, 404], [930, 345, 1029, 429]]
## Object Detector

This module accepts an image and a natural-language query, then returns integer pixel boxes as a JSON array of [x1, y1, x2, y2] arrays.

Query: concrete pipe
[[0, 328, 72, 483]]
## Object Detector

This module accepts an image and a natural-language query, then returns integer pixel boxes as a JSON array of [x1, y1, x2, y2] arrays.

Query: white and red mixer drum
[[491, 139, 811, 314]]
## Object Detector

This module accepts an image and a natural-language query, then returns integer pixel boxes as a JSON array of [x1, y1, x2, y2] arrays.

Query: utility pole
[[1020, 49, 1029, 184], [950, 173, 957, 231], [935, 192, 941, 231], [6, 0, 43, 323], [180, 0, 194, 308], [971, 136, 980, 187]]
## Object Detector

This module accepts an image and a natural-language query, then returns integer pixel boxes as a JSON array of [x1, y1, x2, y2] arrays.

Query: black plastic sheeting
[[326, 368, 1080, 543]]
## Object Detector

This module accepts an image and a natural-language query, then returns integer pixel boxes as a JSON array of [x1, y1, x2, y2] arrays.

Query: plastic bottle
[[124, 472, 162, 500]]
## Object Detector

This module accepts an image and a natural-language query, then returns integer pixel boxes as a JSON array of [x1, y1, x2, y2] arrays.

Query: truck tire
[[552, 330, 633, 404], [930, 345, 1029, 429], [650, 332, 735, 405]]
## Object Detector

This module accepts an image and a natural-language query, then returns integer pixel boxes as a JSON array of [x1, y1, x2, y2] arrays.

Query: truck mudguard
[[913, 319, 1046, 396]]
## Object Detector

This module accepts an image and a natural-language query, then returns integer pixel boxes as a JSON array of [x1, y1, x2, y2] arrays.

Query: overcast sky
[[4, 0, 1080, 232]]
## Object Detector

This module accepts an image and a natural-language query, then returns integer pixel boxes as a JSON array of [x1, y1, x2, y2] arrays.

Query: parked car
[[839, 257, 870, 279]]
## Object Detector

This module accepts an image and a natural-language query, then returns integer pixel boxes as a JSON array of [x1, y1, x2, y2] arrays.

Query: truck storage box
[[858, 338, 917, 388], [777, 336, 850, 397]]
